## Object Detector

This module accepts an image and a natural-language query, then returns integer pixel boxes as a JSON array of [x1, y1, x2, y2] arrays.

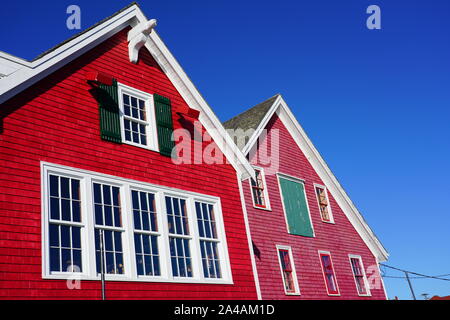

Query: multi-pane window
[[43, 163, 231, 283], [196, 201, 221, 279], [166, 196, 192, 278], [118, 84, 158, 151], [132, 190, 160, 276], [93, 183, 124, 275], [315, 185, 333, 223], [349, 256, 370, 296], [276, 246, 299, 295], [250, 168, 270, 209], [122, 94, 148, 146], [319, 251, 339, 295], [48, 174, 82, 273]]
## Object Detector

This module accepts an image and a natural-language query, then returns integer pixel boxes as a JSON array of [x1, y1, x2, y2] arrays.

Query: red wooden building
[[224, 95, 389, 299], [0, 3, 388, 300], [0, 3, 259, 299]]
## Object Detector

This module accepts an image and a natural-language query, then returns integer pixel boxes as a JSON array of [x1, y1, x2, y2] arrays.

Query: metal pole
[[100, 229, 106, 300], [405, 271, 416, 300]]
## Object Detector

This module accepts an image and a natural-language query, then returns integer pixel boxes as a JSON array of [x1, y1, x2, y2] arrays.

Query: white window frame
[[314, 183, 335, 224], [276, 172, 315, 237], [348, 254, 372, 297], [276, 245, 300, 295], [41, 162, 232, 284], [248, 166, 271, 211], [318, 250, 340, 296], [117, 82, 159, 152]]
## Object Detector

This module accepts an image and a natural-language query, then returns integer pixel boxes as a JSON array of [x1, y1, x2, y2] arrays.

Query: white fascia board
[[0, 5, 142, 103], [144, 31, 255, 181], [242, 96, 388, 261]]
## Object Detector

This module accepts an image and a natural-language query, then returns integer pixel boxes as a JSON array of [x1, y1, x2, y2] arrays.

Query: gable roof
[[223, 94, 279, 133], [225, 94, 389, 262], [0, 2, 254, 181]]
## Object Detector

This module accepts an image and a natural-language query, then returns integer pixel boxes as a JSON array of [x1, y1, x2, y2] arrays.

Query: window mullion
[[84, 176, 97, 278], [122, 183, 136, 279], [156, 191, 171, 279]]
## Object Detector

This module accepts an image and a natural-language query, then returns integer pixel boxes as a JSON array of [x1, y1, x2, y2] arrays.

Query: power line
[[380, 263, 450, 282], [382, 274, 450, 279], [380, 263, 450, 300]]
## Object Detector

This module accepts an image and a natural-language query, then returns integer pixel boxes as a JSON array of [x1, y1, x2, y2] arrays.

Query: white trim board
[[242, 96, 389, 262], [0, 4, 254, 181]]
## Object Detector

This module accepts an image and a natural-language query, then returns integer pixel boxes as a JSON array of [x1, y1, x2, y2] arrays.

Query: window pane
[[195, 201, 218, 240], [200, 240, 221, 278], [49, 175, 59, 197], [50, 248, 60, 272], [169, 237, 192, 278], [166, 197, 188, 235], [95, 229, 124, 275], [60, 177, 70, 199], [50, 197, 60, 220], [132, 191, 157, 232]]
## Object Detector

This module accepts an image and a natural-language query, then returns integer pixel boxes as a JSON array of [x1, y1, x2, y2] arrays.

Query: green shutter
[[97, 79, 121, 143], [154, 93, 175, 157], [278, 176, 314, 237]]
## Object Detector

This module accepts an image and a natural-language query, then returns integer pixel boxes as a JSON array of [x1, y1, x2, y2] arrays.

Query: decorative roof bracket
[[127, 19, 157, 64]]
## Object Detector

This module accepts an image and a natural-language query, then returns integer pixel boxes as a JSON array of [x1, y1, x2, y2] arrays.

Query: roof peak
[[223, 93, 281, 132]]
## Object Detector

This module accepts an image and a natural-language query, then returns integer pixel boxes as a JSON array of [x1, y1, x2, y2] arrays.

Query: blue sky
[[1, 0, 449, 299]]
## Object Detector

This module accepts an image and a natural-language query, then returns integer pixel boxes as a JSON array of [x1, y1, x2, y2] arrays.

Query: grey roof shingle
[[222, 94, 280, 150], [223, 94, 279, 132]]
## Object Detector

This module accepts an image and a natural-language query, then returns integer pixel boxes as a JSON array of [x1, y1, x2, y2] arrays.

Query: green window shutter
[[97, 79, 122, 143], [279, 176, 314, 237], [154, 93, 175, 157]]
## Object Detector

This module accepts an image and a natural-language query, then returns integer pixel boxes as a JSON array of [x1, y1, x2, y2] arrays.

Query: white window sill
[[252, 205, 272, 212], [122, 140, 159, 153], [43, 273, 234, 285]]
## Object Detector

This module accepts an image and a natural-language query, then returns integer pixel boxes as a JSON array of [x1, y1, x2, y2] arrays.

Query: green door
[[278, 176, 314, 237]]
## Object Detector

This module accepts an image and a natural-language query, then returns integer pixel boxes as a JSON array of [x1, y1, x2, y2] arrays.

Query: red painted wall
[[244, 114, 387, 300], [0, 28, 257, 299]]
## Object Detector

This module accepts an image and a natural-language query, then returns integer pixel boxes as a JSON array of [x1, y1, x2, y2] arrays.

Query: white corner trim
[[237, 173, 262, 300], [242, 96, 388, 262]]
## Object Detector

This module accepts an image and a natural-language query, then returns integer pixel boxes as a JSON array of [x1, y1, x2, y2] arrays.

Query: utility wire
[[380, 263, 450, 282]]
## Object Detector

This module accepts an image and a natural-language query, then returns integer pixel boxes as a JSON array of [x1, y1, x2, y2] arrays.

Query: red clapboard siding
[[244, 113, 387, 300], [0, 28, 257, 299]]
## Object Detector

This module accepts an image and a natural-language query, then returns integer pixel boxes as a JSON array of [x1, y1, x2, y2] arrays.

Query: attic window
[[315, 185, 334, 223], [250, 167, 271, 210], [117, 83, 159, 151]]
